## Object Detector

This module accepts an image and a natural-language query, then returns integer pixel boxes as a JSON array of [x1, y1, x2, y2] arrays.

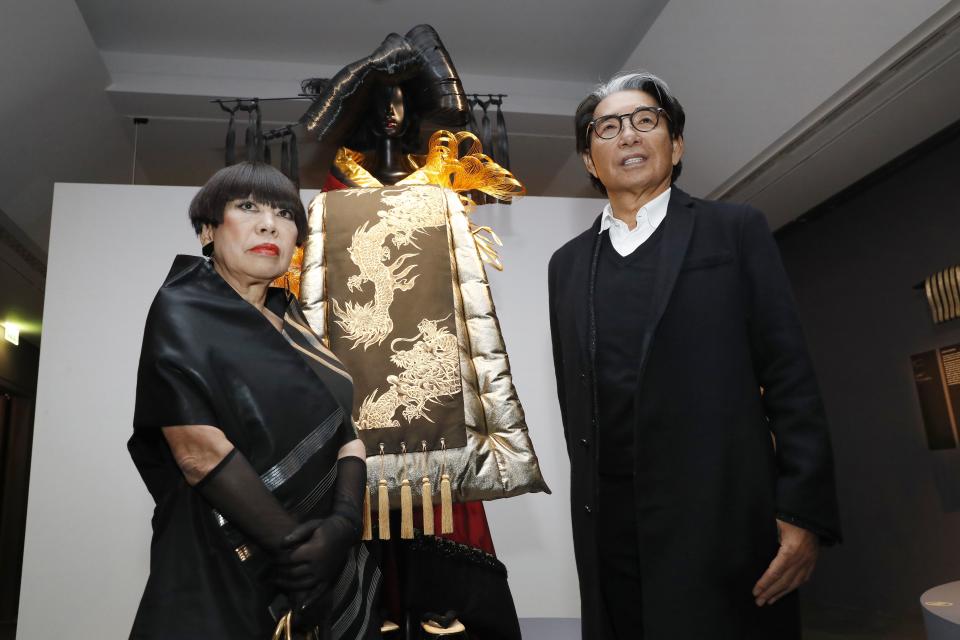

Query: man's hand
[[752, 519, 819, 606]]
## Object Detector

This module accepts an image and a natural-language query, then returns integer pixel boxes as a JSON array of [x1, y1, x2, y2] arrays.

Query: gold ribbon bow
[[398, 130, 526, 205]]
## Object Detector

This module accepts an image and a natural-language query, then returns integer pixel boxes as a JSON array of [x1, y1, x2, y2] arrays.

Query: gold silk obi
[[298, 131, 549, 508]]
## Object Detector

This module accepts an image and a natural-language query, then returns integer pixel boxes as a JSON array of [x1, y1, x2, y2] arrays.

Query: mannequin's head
[[345, 81, 422, 153]]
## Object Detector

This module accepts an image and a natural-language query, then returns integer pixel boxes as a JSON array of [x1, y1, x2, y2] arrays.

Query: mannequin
[[289, 26, 529, 640]]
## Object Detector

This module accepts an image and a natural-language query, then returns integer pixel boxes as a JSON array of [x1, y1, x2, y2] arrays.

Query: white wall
[[473, 199, 604, 618], [17, 184, 603, 637], [619, 0, 951, 198]]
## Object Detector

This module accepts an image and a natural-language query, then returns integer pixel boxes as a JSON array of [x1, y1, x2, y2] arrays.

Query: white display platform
[[922, 582, 960, 639], [16, 183, 603, 638]]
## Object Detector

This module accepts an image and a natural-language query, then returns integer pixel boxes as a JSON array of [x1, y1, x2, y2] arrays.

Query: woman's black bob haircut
[[574, 71, 686, 196], [188, 162, 308, 245]]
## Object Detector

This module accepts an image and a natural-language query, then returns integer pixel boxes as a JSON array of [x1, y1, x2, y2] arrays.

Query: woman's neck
[[371, 136, 408, 185], [211, 259, 269, 311]]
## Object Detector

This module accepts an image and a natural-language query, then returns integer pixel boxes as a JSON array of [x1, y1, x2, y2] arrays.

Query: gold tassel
[[400, 478, 414, 539], [361, 483, 372, 541], [440, 474, 453, 534], [399, 442, 414, 539], [377, 443, 390, 540], [422, 477, 434, 535], [420, 441, 434, 536], [439, 438, 454, 534], [378, 478, 390, 540]]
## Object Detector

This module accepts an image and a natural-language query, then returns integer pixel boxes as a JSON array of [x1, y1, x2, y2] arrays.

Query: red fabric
[[407, 501, 496, 555], [438, 502, 495, 554], [322, 173, 349, 192]]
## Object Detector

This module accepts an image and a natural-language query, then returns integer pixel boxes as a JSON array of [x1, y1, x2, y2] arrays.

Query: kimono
[[128, 255, 379, 639]]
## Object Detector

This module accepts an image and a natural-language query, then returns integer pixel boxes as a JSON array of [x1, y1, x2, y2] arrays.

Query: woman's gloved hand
[[275, 456, 367, 591], [276, 517, 353, 590]]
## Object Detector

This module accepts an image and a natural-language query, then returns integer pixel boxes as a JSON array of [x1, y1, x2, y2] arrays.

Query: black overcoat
[[547, 189, 841, 639]]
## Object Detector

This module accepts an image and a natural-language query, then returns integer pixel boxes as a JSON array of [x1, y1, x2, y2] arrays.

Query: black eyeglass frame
[[587, 105, 670, 142]]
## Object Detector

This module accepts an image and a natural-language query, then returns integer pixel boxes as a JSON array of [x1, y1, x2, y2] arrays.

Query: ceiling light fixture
[[2, 321, 20, 346]]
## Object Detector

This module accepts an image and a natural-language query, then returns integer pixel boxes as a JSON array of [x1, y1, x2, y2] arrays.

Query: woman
[[128, 162, 380, 639]]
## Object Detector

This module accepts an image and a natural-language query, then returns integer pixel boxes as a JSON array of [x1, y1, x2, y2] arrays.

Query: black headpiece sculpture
[[214, 25, 517, 190], [296, 24, 469, 183]]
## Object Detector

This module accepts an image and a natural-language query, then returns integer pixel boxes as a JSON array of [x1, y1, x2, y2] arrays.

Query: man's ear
[[672, 135, 685, 166], [582, 151, 598, 179]]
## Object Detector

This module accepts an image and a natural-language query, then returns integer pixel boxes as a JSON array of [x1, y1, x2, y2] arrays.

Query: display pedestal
[[922, 582, 960, 638]]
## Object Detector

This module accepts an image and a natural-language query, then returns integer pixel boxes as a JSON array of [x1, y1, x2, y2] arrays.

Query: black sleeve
[[133, 295, 218, 430], [739, 207, 842, 544], [547, 253, 571, 455], [195, 448, 298, 555]]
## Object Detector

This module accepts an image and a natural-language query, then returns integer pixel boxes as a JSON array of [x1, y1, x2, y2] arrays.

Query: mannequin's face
[[373, 85, 406, 138]]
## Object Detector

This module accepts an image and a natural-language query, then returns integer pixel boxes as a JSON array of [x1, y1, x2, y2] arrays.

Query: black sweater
[[594, 225, 664, 476]]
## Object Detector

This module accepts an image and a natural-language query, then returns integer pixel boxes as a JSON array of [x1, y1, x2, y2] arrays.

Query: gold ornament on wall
[[919, 265, 960, 324]]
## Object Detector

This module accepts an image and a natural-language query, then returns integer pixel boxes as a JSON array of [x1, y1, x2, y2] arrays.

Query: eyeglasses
[[588, 106, 669, 141]]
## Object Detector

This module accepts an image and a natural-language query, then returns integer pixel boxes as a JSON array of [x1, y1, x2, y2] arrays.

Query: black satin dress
[[128, 255, 381, 639]]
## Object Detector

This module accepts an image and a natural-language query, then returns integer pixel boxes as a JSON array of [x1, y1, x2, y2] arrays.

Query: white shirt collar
[[599, 187, 671, 234]]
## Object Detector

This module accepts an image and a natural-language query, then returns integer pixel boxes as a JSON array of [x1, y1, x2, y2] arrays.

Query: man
[[548, 71, 840, 639]]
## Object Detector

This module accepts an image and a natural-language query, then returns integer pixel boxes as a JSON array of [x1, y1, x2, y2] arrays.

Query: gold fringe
[[378, 479, 390, 540], [361, 483, 372, 541], [440, 473, 453, 534], [421, 477, 435, 536], [400, 478, 414, 539]]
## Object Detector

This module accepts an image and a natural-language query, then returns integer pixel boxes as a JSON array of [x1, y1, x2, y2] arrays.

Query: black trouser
[[597, 475, 644, 640]]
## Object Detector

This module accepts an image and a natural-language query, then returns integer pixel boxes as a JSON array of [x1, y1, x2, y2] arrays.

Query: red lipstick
[[250, 243, 280, 256]]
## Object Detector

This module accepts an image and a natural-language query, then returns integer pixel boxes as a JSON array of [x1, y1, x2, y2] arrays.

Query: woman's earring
[[202, 241, 215, 258]]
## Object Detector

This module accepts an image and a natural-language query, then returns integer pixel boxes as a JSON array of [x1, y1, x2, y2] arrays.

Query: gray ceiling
[[74, 0, 665, 81]]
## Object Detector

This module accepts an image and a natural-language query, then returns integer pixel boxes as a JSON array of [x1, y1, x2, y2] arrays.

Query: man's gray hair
[[589, 70, 673, 107]]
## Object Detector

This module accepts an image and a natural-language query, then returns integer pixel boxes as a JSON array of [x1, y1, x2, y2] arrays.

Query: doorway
[[0, 388, 35, 640]]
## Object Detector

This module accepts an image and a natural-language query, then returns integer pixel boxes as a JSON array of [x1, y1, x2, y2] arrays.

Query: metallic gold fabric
[[398, 130, 525, 203], [333, 148, 384, 188], [277, 130, 521, 296], [300, 185, 549, 507]]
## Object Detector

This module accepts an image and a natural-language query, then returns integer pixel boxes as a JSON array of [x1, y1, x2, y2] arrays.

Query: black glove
[[275, 456, 366, 591], [194, 448, 297, 555]]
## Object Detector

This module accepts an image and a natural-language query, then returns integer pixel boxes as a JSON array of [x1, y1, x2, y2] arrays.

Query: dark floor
[[803, 604, 927, 640], [517, 606, 929, 640], [0, 609, 930, 639]]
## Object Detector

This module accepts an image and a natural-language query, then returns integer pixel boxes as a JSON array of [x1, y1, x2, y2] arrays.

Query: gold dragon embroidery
[[330, 187, 448, 349], [356, 318, 462, 430]]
